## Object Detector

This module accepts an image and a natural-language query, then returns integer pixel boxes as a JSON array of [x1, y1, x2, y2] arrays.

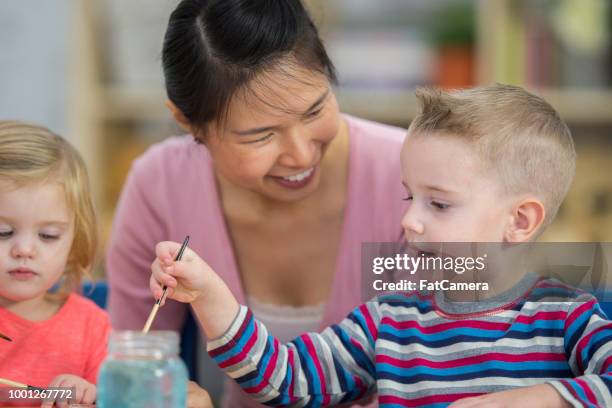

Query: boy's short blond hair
[[0, 121, 98, 298], [408, 84, 576, 228]]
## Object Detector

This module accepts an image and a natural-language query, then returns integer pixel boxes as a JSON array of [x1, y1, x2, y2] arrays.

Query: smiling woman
[[105, 1, 408, 407]]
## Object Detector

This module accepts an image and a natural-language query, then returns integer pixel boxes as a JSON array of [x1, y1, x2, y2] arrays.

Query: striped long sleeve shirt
[[208, 274, 612, 407]]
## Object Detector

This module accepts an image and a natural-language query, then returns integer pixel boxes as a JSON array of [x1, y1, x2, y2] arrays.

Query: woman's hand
[[187, 381, 214, 408], [150, 241, 215, 304], [40, 374, 95, 408]]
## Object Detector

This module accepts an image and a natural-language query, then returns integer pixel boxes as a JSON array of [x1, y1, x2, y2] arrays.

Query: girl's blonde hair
[[0, 120, 98, 298]]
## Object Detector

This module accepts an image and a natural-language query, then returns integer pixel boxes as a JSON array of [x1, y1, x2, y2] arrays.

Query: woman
[[106, 0, 406, 406]]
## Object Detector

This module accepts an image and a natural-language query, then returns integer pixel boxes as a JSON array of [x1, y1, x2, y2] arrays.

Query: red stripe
[[376, 352, 565, 369], [379, 392, 481, 405], [382, 310, 567, 335], [262, 338, 280, 382], [219, 321, 258, 368], [244, 378, 269, 394], [302, 336, 330, 405], [243, 339, 281, 394], [515, 311, 567, 324], [560, 379, 587, 405], [209, 309, 252, 357], [350, 338, 365, 352], [288, 349, 296, 401], [565, 299, 597, 329], [573, 314, 610, 372], [573, 377, 598, 405], [601, 354, 612, 373], [353, 376, 366, 398], [360, 304, 378, 339], [382, 316, 510, 333]]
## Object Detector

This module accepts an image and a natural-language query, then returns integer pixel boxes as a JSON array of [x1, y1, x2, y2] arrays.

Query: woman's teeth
[[282, 167, 314, 182]]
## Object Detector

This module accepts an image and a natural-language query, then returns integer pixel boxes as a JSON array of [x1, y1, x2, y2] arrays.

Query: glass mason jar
[[97, 331, 188, 407]]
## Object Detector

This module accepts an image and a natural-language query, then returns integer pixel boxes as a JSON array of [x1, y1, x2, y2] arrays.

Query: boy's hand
[[448, 384, 571, 408], [150, 241, 214, 304], [41, 374, 95, 408], [151, 240, 240, 339]]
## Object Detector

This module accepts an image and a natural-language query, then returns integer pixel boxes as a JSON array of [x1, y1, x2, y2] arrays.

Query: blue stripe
[[379, 328, 564, 347], [377, 360, 569, 377], [235, 337, 273, 387], [580, 329, 612, 368], [379, 320, 564, 342], [378, 296, 435, 315], [211, 314, 256, 364], [274, 346, 293, 404], [377, 368, 573, 384], [332, 325, 375, 375], [563, 379, 592, 407], [348, 308, 376, 347], [566, 307, 592, 354], [294, 337, 323, 398]]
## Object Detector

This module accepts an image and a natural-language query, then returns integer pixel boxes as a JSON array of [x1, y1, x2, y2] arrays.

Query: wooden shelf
[[95, 86, 612, 127], [100, 86, 168, 122], [337, 87, 612, 125]]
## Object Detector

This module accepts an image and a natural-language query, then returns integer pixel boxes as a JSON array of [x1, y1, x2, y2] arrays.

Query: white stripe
[[585, 340, 612, 374], [326, 324, 375, 383], [379, 376, 559, 391], [587, 375, 612, 405], [206, 305, 249, 350], [377, 336, 564, 356]]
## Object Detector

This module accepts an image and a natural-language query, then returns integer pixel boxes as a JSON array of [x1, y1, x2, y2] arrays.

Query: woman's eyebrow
[[232, 90, 330, 136], [232, 125, 277, 136], [303, 90, 330, 114]]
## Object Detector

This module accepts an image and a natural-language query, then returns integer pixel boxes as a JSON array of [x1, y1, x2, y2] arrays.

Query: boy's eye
[[39, 233, 60, 241], [0, 230, 13, 238], [245, 133, 273, 144], [431, 201, 450, 210], [402, 196, 413, 202]]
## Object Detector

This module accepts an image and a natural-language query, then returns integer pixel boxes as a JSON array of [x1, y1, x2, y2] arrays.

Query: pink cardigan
[[106, 115, 406, 405]]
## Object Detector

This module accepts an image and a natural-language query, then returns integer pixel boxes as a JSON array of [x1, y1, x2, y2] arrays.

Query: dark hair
[[162, 0, 337, 135]]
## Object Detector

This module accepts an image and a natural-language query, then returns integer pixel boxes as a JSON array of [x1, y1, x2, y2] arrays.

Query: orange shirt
[[0, 294, 110, 387]]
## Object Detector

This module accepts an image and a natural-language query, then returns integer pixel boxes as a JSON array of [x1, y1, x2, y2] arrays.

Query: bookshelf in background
[[71, 0, 612, 248]]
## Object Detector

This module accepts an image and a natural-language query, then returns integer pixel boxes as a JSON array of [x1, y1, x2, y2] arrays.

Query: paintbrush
[[0, 377, 45, 391], [0, 332, 11, 342], [143, 235, 190, 333]]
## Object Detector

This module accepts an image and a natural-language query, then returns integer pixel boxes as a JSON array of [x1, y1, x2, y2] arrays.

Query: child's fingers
[[151, 259, 178, 286], [82, 384, 96, 404], [41, 400, 53, 408], [150, 273, 177, 302], [155, 241, 183, 265], [73, 384, 86, 405]]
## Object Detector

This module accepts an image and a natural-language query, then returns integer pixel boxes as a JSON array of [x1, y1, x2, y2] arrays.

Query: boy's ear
[[504, 197, 546, 242], [165, 99, 194, 134]]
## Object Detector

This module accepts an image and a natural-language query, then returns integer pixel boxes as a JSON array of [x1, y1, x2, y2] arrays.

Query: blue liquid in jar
[[98, 357, 187, 407], [97, 330, 188, 408]]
